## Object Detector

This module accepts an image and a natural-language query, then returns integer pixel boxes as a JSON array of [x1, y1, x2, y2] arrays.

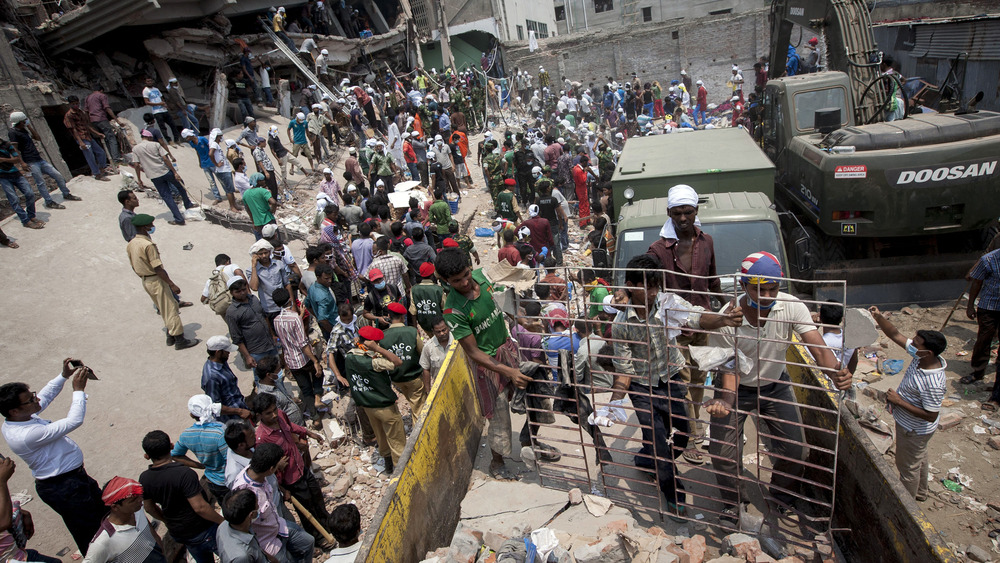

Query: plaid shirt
[[252, 146, 275, 171], [365, 253, 408, 294], [273, 308, 309, 370], [326, 318, 358, 360], [63, 107, 94, 141], [971, 249, 1000, 312], [611, 296, 702, 388], [201, 360, 247, 417]]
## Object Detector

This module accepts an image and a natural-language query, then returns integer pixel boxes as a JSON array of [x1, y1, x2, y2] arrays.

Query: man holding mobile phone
[[0, 358, 106, 555]]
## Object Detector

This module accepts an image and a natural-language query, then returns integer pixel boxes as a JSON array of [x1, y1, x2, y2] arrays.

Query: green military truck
[[611, 129, 788, 286]]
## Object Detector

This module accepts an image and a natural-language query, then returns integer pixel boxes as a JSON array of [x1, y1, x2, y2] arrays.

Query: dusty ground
[[0, 114, 491, 558], [852, 303, 1000, 559]]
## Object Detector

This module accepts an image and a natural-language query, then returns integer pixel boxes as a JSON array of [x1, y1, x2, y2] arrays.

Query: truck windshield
[[793, 87, 848, 131], [614, 221, 786, 291]]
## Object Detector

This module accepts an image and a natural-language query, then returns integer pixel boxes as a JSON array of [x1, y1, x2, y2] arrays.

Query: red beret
[[442, 237, 459, 248], [504, 178, 517, 186], [358, 326, 384, 341], [387, 302, 407, 315], [419, 262, 436, 277]]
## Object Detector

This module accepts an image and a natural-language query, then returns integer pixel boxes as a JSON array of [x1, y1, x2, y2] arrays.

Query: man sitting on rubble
[[704, 251, 852, 529]]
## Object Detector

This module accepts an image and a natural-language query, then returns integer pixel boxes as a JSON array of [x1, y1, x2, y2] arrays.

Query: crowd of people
[[0, 21, 969, 560]]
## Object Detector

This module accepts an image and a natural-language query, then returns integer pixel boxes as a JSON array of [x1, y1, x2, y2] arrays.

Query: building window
[[554, 5, 565, 21], [594, 0, 613, 13], [642, 6, 652, 21], [526, 19, 549, 38], [517, 25, 524, 40]]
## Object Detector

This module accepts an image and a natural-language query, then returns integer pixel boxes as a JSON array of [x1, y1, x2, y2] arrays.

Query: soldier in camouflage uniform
[[483, 140, 506, 208], [597, 145, 616, 183]]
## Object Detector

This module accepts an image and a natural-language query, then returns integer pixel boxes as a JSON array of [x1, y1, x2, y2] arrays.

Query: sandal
[[683, 448, 706, 465], [982, 401, 999, 412], [178, 301, 194, 308], [960, 374, 984, 385], [2, 240, 18, 249], [489, 462, 519, 480]]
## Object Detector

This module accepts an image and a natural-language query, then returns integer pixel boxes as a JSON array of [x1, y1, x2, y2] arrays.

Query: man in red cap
[[384, 302, 427, 415], [495, 178, 521, 223], [365, 236, 410, 295], [341, 326, 405, 473], [411, 262, 445, 333], [362, 266, 405, 330], [804, 37, 820, 74], [437, 247, 534, 479], [87, 477, 165, 563]]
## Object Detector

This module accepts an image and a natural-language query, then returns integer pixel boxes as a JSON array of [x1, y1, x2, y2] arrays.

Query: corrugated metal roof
[[911, 20, 1000, 61]]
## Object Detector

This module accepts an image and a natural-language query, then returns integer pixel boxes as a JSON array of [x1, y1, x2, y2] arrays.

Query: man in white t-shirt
[[815, 300, 858, 372], [705, 252, 851, 527], [142, 77, 179, 143], [201, 254, 248, 310], [869, 307, 947, 501], [261, 224, 302, 279]]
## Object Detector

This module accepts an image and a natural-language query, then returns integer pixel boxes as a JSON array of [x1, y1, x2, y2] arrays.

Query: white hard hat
[[532, 166, 542, 175], [427, 150, 436, 159], [696, 80, 704, 85], [321, 49, 329, 55], [9, 111, 27, 126]]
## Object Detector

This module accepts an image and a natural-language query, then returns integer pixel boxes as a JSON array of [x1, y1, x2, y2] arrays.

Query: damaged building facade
[[1, 0, 414, 176]]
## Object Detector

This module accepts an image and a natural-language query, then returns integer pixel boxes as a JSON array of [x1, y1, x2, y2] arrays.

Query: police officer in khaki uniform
[[125, 213, 199, 349]]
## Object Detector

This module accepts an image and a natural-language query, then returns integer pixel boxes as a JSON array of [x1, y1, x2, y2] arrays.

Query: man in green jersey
[[438, 248, 532, 479]]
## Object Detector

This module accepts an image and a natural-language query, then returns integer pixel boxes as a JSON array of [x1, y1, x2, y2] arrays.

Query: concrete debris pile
[[423, 480, 834, 563]]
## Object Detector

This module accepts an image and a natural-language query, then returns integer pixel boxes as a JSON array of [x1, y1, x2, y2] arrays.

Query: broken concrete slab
[[938, 411, 965, 431], [459, 479, 569, 537], [548, 503, 637, 539]]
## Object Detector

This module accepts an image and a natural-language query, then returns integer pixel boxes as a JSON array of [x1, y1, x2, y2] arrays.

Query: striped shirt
[[170, 421, 228, 486], [893, 344, 947, 435], [273, 308, 308, 370], [231, 469, 286, 556], [970, 249, 1000, 312]]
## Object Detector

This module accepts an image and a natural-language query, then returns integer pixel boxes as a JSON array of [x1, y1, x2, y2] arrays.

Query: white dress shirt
[[2, 374, 86, 479]]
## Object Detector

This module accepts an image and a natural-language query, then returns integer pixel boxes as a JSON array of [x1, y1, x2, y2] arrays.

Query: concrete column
[[0, 39, 69, 177]]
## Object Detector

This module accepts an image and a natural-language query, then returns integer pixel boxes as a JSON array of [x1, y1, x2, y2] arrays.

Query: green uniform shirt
[[242, 187, 274, 226], [484, 154, 504, 184], [429, 200, 452, 234], [495, 190, 518, 221], [382, 324, 422, 382], [411, 281, 444, 331], [344, 349, 397, 408], [455, 235, 475, 256], [444, 269, 509, 356]]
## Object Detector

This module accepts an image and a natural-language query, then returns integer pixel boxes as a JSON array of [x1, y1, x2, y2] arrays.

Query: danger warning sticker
[[834, 165, 867, 179]]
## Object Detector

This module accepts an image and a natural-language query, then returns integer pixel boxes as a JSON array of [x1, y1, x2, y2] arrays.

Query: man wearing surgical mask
[[868, 307, 947, 501], [704, 251, 851, 529], [261, 224, 301, 278]]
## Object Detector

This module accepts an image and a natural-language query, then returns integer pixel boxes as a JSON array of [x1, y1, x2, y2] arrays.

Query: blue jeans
[[0, 175, 36, 224], [263, 86, 274, 106], [280, 519, 315, 563], [407, 162, 419, 181], [238, 98, 255, 121], [644, 102, 654, 116], [27, 160, 70, 202], [215, 171, 236, 194], [176, 107, 198, 131], [151, 172, 194, 223], [202, 168, 222, 200], [80, 139, 107, 176], [178, 523, 219, 563], [694, 105, 706, 125]]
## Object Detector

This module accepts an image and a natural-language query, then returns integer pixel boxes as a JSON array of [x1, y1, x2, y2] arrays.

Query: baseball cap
[[227, 276, 247, 289], [368, 268, 384, 280], [244, 116, 255, 125], [261, 224, 279, 239], [323, 167, 332, 174], [206, 335, 238, 352]]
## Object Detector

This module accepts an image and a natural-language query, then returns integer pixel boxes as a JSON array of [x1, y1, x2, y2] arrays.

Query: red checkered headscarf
[[102, 476, 143, 506]]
